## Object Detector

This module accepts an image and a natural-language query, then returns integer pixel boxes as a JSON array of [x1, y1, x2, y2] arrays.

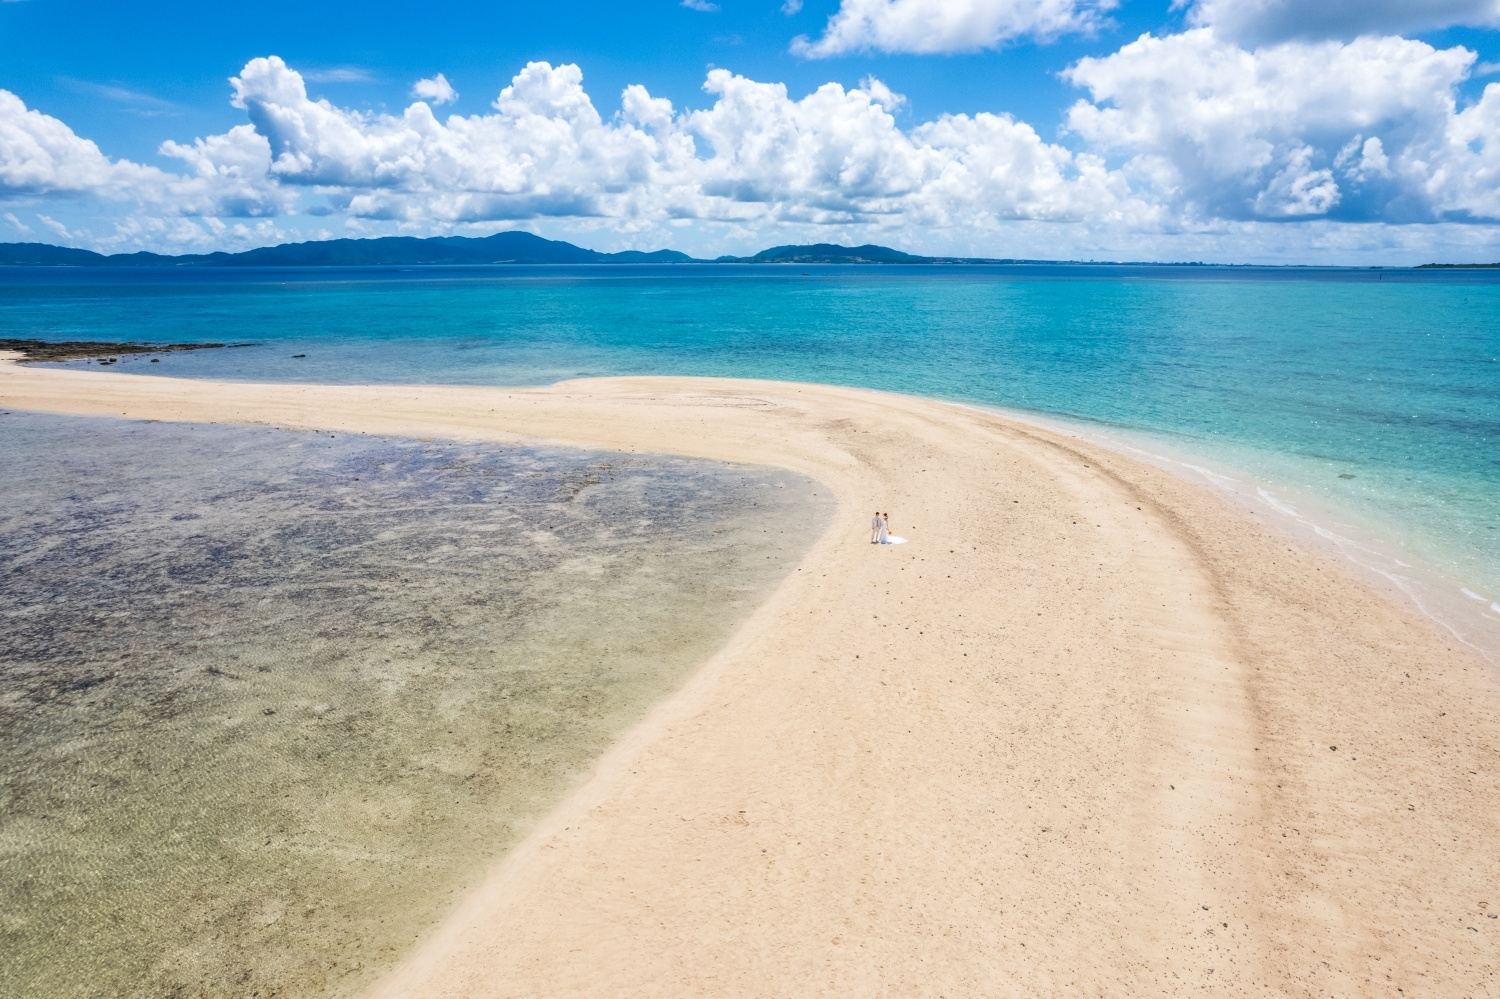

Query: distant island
[[3, 234, 1477, 269], [0, 233, 1024, 268], [723, 243, 937, 264], [0, 232, 695, 267]]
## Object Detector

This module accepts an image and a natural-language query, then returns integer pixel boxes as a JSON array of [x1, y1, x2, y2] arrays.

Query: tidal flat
[[0, 411, 830, 999]]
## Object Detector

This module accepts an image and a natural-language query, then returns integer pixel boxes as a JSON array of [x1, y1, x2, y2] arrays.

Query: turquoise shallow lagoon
[[4, 262, 1498, 654]]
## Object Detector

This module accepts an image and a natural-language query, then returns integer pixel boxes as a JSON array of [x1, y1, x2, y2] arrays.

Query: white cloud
[[206, 56, 1141, 228], [860, 75, 907, 110], [221, 57, 688, 221], [1186, 0, 1500, 45], [3, 210, 29, 232], [0, 90, 167, 197], [792, 0, 1115, 57], [1063, 29, 1500, 222], [0, 84, 291, 221], [300, 67, 374, 84], [1251, 146, 1340, 216], [782, 0, 803, 13], [411, 73, 459, 105], [683, 69, 1144, 225], [37, 214, 72, 240], [95, 213, 293, 253], [157, 123, 294, 217], [682, 0, 719, 10]]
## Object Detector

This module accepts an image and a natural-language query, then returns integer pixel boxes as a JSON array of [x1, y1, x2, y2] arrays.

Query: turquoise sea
[[4, 262, 1498, 659]]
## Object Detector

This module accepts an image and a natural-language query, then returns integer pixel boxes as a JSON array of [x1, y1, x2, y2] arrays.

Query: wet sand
[[2, 357, 1498, 997]]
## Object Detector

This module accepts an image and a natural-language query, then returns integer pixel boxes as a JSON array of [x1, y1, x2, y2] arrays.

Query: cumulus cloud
[[0, 90, 167, 198], [157, 123, 293, 217], [792, 0, 1115, 57], [685, 69, 1144, 225], [220, 57, 691, 221], [1186, 0, 1500, 45], [203, 57, 1143, 228], [0, 84, 291, 225], [411, 73, 458, 105], [860, 75, 907, 110], [1064, 29, 1500, 222]]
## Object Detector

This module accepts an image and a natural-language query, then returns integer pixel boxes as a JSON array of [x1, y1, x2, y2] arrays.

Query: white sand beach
[[3, 357, 1497, 996]]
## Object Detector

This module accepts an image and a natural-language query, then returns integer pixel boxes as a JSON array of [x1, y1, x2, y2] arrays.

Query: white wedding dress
[[878, 521, 906, 545]]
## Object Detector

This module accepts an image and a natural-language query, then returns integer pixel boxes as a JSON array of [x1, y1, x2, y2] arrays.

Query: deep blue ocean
[[3, 262, 1497, 655]]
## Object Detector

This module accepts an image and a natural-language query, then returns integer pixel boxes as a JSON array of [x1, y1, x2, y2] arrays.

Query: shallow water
[[0, 411, 830, 999]]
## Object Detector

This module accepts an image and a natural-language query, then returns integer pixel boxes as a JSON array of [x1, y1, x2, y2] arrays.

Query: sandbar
[[3, 356, 1497, 996]]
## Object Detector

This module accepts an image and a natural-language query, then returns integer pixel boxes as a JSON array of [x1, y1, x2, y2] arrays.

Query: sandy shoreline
[[3, 358, 1498, 996], [976, 401, 1500, 672]]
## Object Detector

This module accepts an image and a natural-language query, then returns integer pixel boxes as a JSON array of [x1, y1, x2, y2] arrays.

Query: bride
[[877, 512, 906, 545]]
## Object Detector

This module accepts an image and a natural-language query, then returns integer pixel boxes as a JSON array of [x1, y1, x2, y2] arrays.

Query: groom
[[871, 510, 882, 544]]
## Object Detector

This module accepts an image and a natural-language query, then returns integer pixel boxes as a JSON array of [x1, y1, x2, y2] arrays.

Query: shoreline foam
[[3, 358, 1499, 996]]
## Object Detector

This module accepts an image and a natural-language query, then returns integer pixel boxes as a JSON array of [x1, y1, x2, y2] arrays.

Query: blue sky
[[2, 0, 1197, 160], [5, 0, 1500, 262]]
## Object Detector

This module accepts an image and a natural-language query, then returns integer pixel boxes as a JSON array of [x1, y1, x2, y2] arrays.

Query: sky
[[4, 0, 1500, 263]]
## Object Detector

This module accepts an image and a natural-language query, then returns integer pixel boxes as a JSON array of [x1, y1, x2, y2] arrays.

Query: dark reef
[[0, 338, 233, 361]]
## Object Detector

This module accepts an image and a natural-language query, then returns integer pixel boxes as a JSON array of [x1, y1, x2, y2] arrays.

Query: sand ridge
[[2, 357, 1497, 996]]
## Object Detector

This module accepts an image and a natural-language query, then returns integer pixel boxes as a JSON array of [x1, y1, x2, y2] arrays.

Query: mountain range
[[13, 235, 1472, 268], [0, 232, 968, 268]]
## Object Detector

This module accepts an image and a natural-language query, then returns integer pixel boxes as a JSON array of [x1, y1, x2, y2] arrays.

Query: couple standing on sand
[[869, 511, 907, 545]]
